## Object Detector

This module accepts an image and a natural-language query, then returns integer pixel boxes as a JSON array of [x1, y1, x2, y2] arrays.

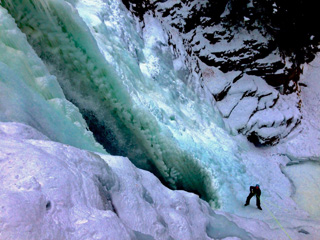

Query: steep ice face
[[0, 122, 254, 240], [0, 6, 105, 153], [0, 0, 255, 208]]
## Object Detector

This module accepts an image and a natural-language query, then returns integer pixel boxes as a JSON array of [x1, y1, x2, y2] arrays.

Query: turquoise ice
[[0, 5, 104, 153]]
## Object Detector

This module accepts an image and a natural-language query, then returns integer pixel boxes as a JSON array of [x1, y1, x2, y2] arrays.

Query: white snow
[[0, 122, 255, 240], [282, 57, 320, 160], [284, 162, 320, 218], [271, 56, 320, 219], [1, 122, 319, 240]]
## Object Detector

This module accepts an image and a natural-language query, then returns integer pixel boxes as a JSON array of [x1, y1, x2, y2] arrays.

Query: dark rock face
[[123, 0, 308, 145]]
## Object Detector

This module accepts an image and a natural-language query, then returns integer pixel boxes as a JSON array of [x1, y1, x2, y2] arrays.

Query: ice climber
[[244, 184, 262, 210]]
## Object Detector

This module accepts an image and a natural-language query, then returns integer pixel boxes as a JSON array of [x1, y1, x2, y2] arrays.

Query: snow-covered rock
[[124, 0, 303, 145]]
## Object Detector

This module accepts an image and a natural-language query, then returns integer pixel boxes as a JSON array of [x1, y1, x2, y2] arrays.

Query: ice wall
[[0, 6, 105, 153], [0, 0, 254, 208]]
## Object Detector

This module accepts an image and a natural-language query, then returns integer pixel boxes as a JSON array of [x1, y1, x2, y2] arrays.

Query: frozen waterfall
[[0, 0, 320, 239], [0, 0, 253, 208]]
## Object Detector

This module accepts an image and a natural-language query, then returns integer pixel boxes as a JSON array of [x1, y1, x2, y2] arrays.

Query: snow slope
[[1, 121, 319, 240], [0, 122, 254, 240]]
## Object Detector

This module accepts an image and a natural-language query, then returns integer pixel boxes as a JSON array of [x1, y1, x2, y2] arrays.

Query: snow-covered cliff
[[124, 0, 305, 146]]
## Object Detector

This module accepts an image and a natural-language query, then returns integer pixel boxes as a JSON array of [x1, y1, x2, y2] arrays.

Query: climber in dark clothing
[[244, 184, 262, 210]]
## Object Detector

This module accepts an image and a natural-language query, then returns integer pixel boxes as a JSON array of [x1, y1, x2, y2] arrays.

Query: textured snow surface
[[1, 122, 319, 240], [278, 56, 320, 219], [0, 122, 254, 240]]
